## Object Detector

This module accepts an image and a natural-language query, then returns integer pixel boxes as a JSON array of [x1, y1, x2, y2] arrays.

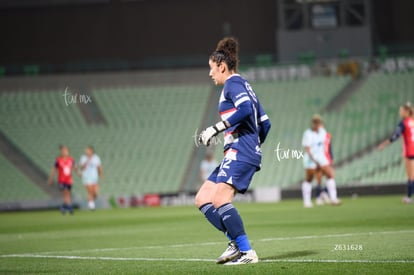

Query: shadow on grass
[[261, 250, 319, 260]]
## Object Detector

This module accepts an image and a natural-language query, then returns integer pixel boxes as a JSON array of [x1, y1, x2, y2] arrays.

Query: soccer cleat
[[315, 197, 324, 206], [320, 191, 331, 204], [224, 249, 259, 265], [330, 199, 342, 206], [216, 241, 240, 264], [304, 202, 314, 208], [60, 206, 66, 215], [402, 197, 412, 204], [88, 201, 96, 210]]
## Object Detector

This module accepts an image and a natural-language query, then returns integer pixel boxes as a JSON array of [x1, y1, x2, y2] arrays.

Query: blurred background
[[0, 0, 413, 210]]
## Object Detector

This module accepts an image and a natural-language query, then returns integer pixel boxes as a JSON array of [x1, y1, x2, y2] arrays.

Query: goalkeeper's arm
[[199, 121, 229, 146], [199, 101, 253, 146]]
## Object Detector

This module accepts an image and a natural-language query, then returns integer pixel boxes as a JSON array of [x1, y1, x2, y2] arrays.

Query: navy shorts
[[59, 182, 72, 191], [207, 158, 258, 194], [406, 156, 414, 160]]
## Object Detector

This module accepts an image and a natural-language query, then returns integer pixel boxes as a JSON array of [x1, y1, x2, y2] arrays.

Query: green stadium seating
[[211, 72, 413, 189], [330, 72, 414, 185], [0, 85, 210, 200], [210, 76, 351, 188], [0, 70, 413, 203], [328, 72, 414, 162], [0, 154, 49, 202]]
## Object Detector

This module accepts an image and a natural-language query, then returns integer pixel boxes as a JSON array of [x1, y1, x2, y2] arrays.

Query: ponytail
[[210, 37, 239, 71]]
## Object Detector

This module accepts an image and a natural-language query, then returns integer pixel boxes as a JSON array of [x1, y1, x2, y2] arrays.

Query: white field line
[[32, 241, 222, 255], [1, 229, 414, 262], [0, 254, 213, 262], [1, 254, 414, 264]]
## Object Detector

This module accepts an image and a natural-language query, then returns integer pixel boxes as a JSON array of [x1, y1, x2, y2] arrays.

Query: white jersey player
[[301, 115, 340, 208]]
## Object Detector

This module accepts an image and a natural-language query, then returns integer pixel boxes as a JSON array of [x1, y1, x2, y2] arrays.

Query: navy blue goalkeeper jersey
[[218, 74, 271, 168]]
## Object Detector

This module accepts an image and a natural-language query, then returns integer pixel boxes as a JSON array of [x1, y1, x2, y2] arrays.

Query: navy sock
[[67, 203, 73, 213], [315, 185, 322, 198], [199, 203, 227, 234], [408, 180, 414, 198], [217, 203, 251, 252], [60, 203, 67, 213]]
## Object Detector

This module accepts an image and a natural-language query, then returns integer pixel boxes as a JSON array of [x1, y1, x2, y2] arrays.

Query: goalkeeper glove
[[199, 121, 228, 146]]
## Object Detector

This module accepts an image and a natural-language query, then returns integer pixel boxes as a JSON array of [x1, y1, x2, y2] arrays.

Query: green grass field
[[1, 195, 413, 274]]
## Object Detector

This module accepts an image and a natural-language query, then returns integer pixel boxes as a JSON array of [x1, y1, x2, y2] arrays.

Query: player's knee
[[212, 183, 235, 208], [212, 197, 230, 209], [195, 181, 217, 208], [195, 192, 208, 208], [212, 199, 222, 209]]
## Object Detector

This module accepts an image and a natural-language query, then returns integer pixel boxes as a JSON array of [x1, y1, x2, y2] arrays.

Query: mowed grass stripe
[[2, 229, 413, 256], [1, 196, 414, 274]]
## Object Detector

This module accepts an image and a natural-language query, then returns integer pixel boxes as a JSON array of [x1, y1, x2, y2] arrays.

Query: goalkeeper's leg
[[196, 180, 228, 234], [196, 181, 240, 263], [213, 183, 257, 265]]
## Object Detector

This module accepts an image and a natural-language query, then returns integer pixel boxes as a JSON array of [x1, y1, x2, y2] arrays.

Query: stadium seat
[[0, 85, 211, 200], [0, 153, 49, 202], [1, 71, 413, 202]]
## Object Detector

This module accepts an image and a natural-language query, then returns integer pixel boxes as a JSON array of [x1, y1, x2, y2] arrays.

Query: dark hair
[[402, 102, 414, 117], [210, 37, 239, 71]]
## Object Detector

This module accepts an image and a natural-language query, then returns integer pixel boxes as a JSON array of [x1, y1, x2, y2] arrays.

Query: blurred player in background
[[79, 145, 103, 210], [196, 37, 271, 265], [378, 102, 414, 203], [48, 145, 76, 214], [302, 115, 340, 208], [200, 151, 218, 182], [315, 123, 334, 206]]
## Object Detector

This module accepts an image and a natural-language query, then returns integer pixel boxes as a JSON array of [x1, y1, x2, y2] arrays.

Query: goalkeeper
[[195, 37, 271, 265]]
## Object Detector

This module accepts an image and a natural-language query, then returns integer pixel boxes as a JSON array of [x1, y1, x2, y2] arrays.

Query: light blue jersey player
[[80, 154, 101, 184], [301, 115, 339, 208], [302, 125, 329, 169], [196, 37, 271, 265], [79, 146, 103, 210]]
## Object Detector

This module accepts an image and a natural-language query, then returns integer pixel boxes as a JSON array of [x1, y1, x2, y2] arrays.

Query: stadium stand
[[328, 72, 414, 162], [335, 144, 405, 185], [218, 76, 352, 189], [91, 85, 210, 195], [331, 72, 414, 185], [0, 91, 87, 174], [212, 71, 413, 189], [0, 153, 49, 202], [0, 70, 412, 203], [0, 84, 211, 199]]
